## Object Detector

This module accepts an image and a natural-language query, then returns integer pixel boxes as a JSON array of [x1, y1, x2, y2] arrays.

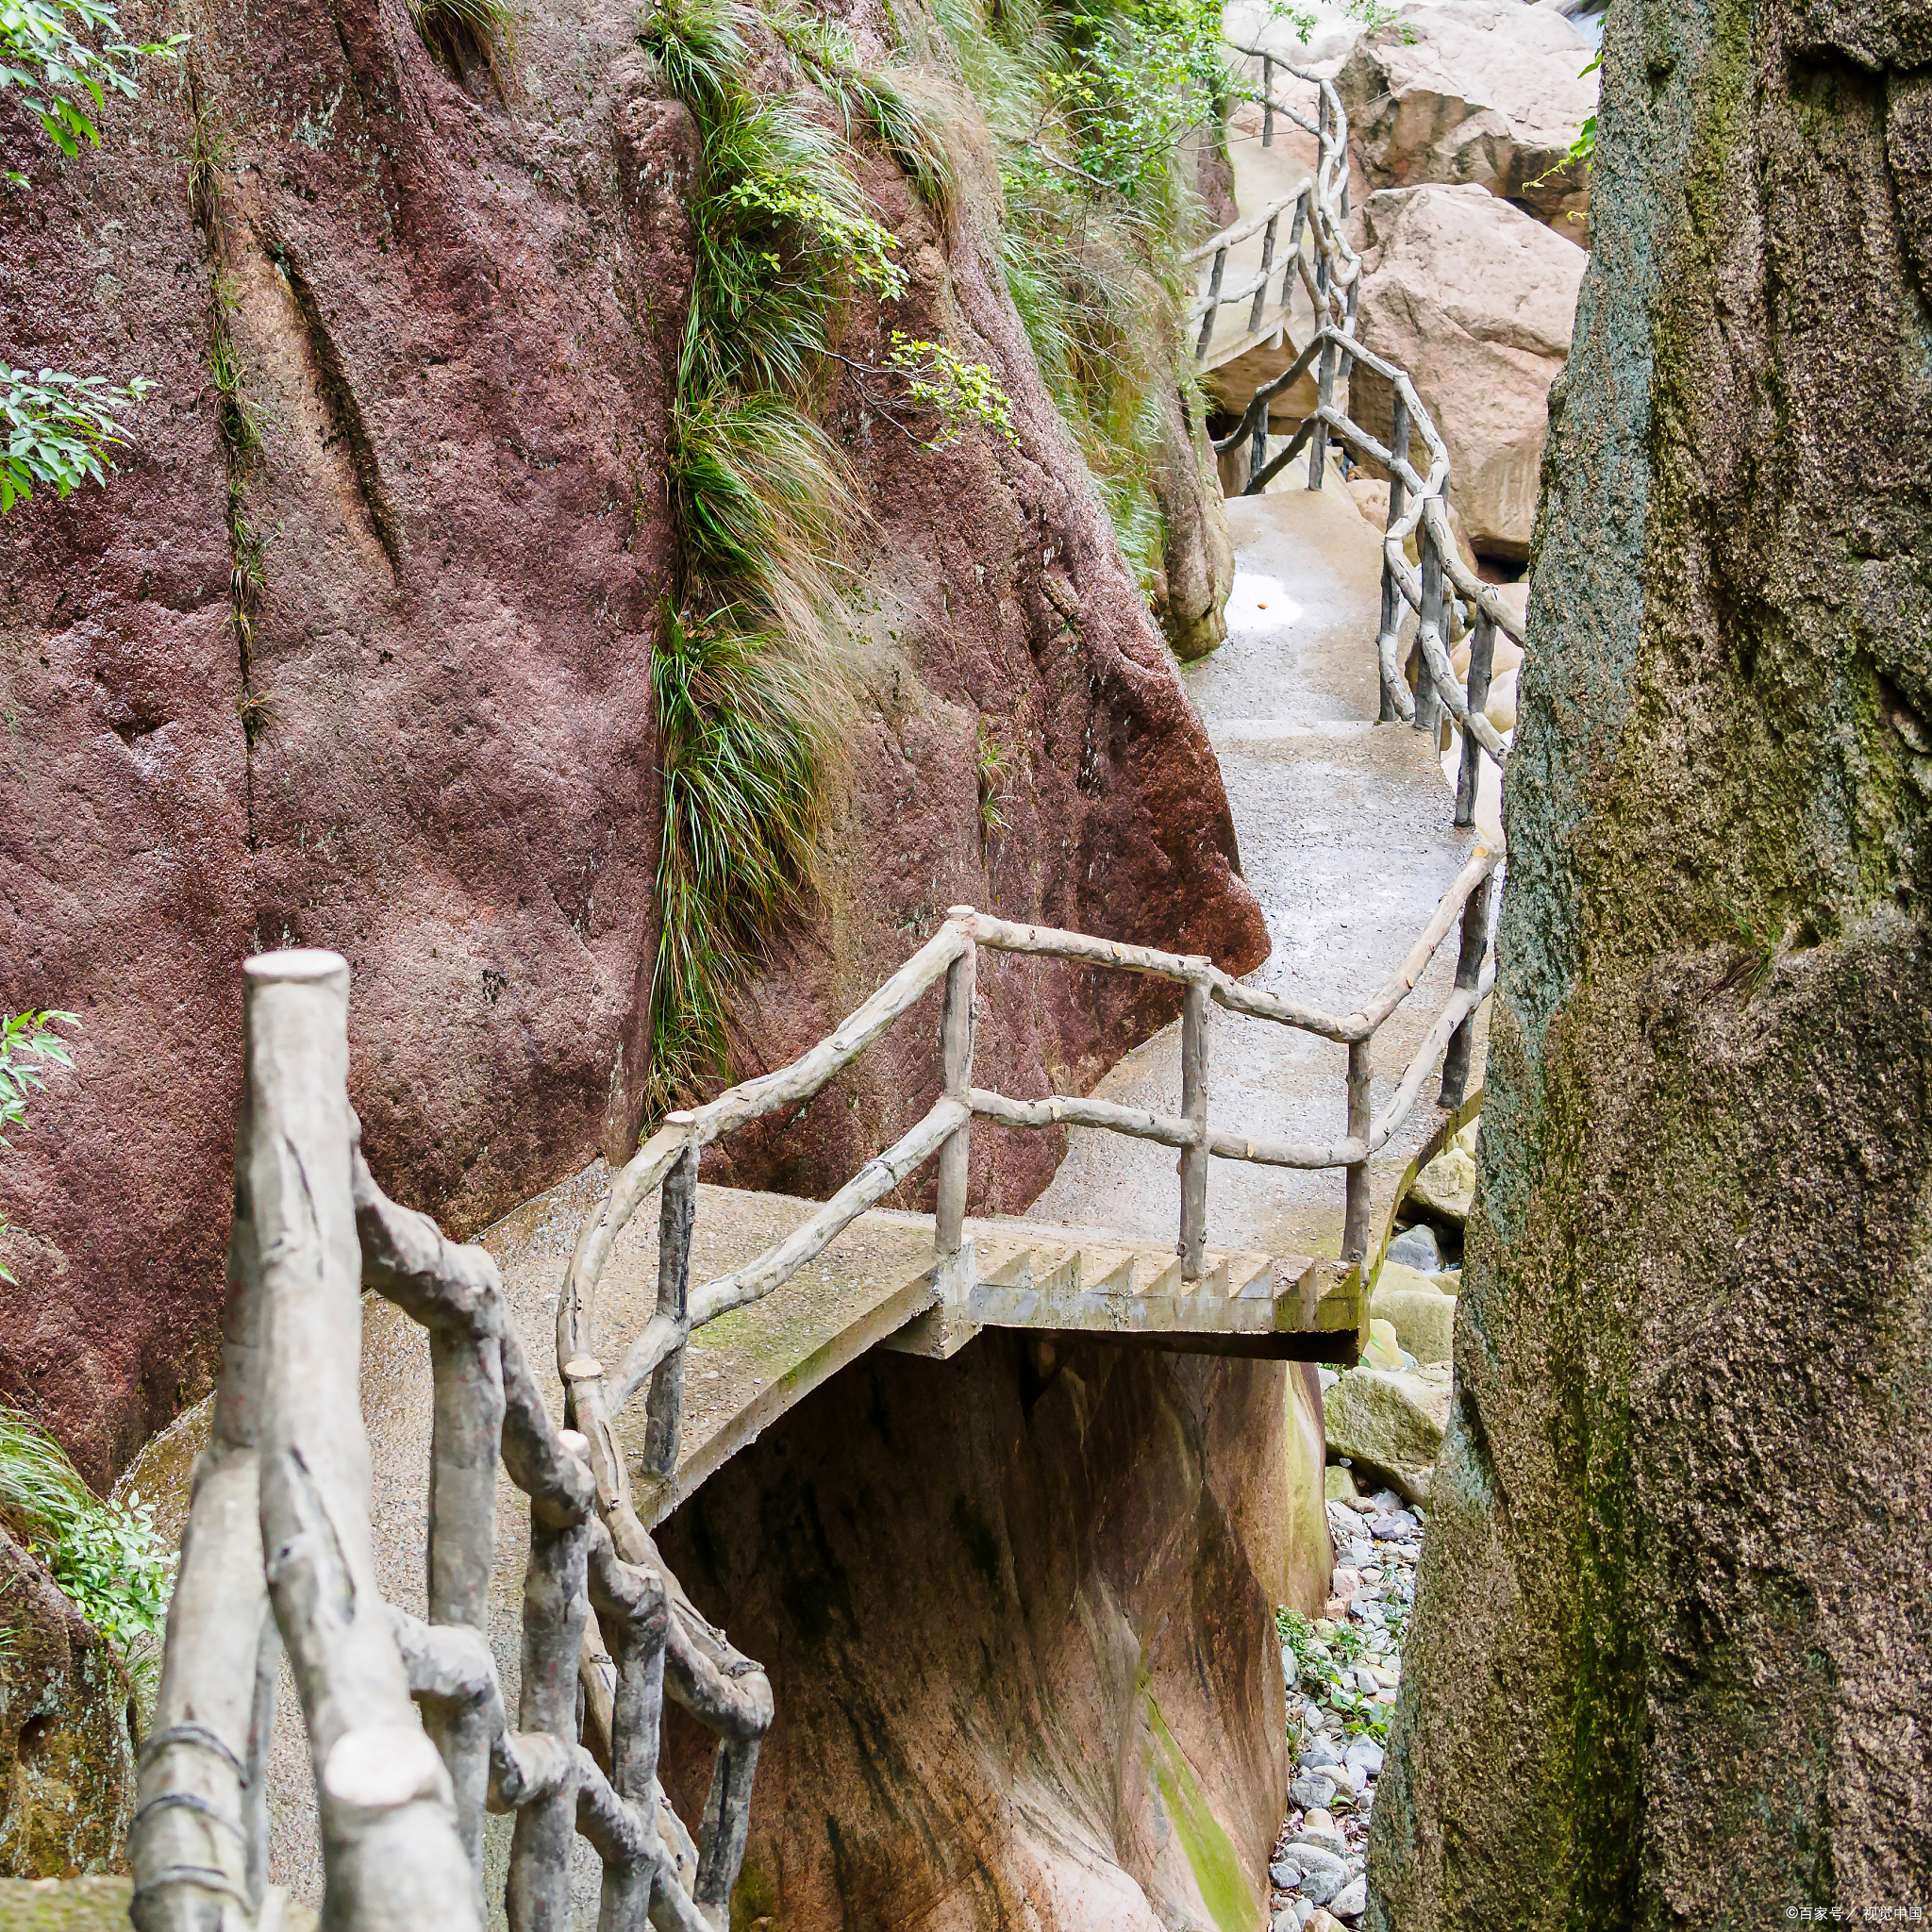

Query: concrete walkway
[[1027, 472, 1486, 1259]]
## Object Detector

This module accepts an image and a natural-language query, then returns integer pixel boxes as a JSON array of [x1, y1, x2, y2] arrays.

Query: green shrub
[[0, 1407, 175, 1656]]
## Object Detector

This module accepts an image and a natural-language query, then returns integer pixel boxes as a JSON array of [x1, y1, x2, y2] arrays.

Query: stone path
[[1027, 474, 1485, 1261]]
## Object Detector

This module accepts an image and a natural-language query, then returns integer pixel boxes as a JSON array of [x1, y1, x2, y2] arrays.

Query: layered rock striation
[[1371, 0, 1932, 1921], [0, 0, 1262, 1481]]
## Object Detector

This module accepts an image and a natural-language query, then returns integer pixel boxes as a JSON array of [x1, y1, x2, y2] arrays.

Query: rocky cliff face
[[0, 0, 1261, 1482], [1370, 0, 1932, 1921], [658, 1337, 1316, 1929]]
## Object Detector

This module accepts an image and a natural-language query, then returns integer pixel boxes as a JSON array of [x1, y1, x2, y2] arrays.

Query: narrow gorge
[[3, 0, 1928, 1927]]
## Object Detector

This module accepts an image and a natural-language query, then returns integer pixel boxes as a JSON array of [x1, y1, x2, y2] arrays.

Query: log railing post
[[1343, 1039, 1372, 1262], [1416, 517, 1446, 745], [508, 1474, 591, 1932], [1248, 209, 1278, 338], [1440, 873, 1495, 1110], [937, 911, 977, 1303], [1378, 391, 1412, 722], [1178, 979, 1209, 1281], [1308, 329, 1337, 490], [243, 950, 475, 1932], [132, 1113, 278, 1932], [1195, 246, 1227, 360], [1456, 615, 1496, 828], [425, 1324, 504, 1905], [1284, 189, 1307, 315], [641, 1137, 697, 1485]]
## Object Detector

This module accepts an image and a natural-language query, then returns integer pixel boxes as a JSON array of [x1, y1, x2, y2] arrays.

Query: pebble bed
[[1267, 1490, 1424, 1931]]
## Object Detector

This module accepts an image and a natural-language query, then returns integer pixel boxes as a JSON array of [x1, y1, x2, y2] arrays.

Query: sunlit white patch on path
[[1227, 572, 1303, 633]]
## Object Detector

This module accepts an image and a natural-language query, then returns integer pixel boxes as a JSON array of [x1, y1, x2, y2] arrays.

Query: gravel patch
[[1268, 1490, 1422, 1931]]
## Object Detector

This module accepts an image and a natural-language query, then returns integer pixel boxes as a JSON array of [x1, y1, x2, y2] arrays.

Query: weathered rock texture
[[0, 1529, 134, 1879], [1371, 0, 1932, 1922], [0, 0, 1262, 1483], [1351, 183, 1586, 560], [1336, 2, 1597, 231], [658, 1337, 1322, 1929]]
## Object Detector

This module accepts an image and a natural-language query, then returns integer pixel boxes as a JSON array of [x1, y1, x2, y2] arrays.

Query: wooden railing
[[1186, 47, 1349, 371], [132, 951, 764, 1932], [134, 58, 1519, 1930], [1198, 49, 1524, 824], [561, 847, 1499, 1498]]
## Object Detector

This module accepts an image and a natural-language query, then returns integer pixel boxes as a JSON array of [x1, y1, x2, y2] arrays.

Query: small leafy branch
[[722, 173, 908, 300], [0, 0, 182, 174], [0, 366, 153, 510], [1267, 0, 1412, 47], [1, 1009, 77, 1149], [2, 0, 176, 511], [0, 1405, 175, 1655], [887, 332, 1019, 450], [0, 1008, 77, 1286]]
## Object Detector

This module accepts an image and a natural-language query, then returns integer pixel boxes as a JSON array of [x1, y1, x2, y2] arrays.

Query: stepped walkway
[[124, 456, 1484, 1924]]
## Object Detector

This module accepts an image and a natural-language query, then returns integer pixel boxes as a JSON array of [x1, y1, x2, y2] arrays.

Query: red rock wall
[[658, 1335, 1298, 1928], [0, 0, 1263, 1482]]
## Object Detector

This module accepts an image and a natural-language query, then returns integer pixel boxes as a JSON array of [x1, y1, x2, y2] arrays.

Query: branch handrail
[[1194, 46, 1523, 790], [558, 841, 1502, 1574], [134, 951, 764, 1932]]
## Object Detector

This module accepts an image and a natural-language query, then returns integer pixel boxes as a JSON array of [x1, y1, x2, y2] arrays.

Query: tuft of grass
[[639, 0, 926, 1118], [975, 717, 1009, 857], [671, 389, 857, 660], [408, 0, 519, 89], [0, 1406, 175, 1657], [926, 0, 1207, 590], [648, 608, 824, 1111], [768, 3, 957, 219]]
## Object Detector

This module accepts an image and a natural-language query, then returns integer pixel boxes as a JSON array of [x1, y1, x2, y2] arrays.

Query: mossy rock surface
[[0, 1878, 320, 1930]]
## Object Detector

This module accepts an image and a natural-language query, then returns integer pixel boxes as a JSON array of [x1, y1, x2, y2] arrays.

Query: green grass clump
[[931, 0, 1216, 590], [0, 1407, 174, 1657], [408, 0, 518, 88], [649, 609, 824, 1110], [641, 0, 913, 1113]]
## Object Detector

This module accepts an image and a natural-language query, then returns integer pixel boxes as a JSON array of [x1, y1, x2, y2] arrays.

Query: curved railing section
[[133, 951, 760, 1932], [1194, 47, 1520, 829], [558, 844, 1498, 1514]]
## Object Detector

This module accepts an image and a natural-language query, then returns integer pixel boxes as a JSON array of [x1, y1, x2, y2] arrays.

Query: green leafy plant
[[0, 1008, 77, 1285], [0, 0, 181, 170], [930, 0, 1203, 591], [887, 331, 1019, 450], [1050, 0, 1228, 202], [2, 0, 176, 510], [0, 1406, 175, 1655], [1276, 1605, 1391, 1743], [1, 366, 153, 510], [0, 1008, 76, 1148]]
